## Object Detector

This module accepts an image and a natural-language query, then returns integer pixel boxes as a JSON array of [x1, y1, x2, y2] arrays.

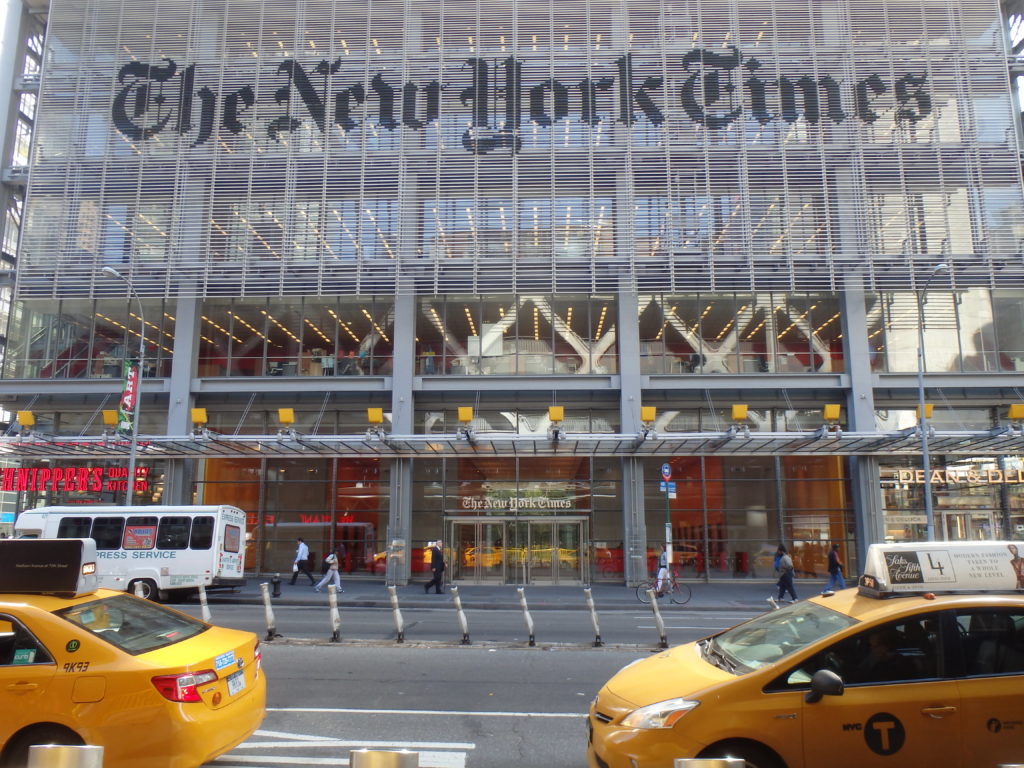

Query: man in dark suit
[[425, 540, 446, 594]]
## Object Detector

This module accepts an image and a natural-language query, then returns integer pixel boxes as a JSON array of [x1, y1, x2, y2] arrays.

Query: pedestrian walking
[[822, 542, 845, 595], [424, 540, 446, 594], [774, 544, 797, 602], [655, 543, 670, 597], [290, 537, 316, 586], [315, 549, 344, 593]]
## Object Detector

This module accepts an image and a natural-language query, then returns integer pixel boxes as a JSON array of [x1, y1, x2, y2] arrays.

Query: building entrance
[[942, 510, 998, 540], [447, 517, 588, 585]]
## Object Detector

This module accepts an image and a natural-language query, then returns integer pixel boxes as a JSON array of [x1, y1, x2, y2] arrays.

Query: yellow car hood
[[604, 642, 734, 709]]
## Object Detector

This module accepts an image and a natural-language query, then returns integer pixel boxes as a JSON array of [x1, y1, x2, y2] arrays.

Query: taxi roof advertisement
[[864, 541, 1024, 593], [0, 538, 96, 595]]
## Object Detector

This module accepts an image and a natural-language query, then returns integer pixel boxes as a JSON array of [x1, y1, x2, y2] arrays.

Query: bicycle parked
[[635, 569, 692, 605]]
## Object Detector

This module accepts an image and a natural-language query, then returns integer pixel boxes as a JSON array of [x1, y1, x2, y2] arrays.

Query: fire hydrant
[[271, 573, 282, 598]]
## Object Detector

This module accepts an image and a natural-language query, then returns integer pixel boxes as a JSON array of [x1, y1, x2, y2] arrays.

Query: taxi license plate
[[226, 668, 246, 696]]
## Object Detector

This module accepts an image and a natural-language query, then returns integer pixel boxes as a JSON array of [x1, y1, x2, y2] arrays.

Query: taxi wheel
[[2, 725, 83, 767], [128, 578, 159, 601], [698, 740, 783, 768]]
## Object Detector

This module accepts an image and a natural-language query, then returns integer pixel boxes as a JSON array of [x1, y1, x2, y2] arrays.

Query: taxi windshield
[[55, 594, 208, 655], [708, 600, 857, 673]]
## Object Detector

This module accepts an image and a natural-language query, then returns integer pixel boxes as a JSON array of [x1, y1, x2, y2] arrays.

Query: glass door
[[942, 511, 997, 541], [522, 519, 587, 585], [448, 519, 506, 583], [447, 517, 587, 584]]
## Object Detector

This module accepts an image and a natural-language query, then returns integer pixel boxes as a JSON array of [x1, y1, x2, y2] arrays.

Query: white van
[[13, 505, 246, 600]]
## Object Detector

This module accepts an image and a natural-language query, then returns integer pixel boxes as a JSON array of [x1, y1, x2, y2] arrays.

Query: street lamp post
[[916, 263, 948, 542], [101, 266, 144, 506]]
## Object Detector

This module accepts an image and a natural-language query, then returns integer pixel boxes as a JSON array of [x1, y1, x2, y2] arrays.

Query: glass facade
[[4, 0, 1024, 583]]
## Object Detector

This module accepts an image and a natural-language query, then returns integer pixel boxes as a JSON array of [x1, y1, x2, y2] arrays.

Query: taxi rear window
[[55, 594, 208, 655]]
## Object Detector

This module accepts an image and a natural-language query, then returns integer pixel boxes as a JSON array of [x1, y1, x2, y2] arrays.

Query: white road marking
[[269, 707, 585, 718], [637, 625, 730, 630], [213, 729, 472, 768]]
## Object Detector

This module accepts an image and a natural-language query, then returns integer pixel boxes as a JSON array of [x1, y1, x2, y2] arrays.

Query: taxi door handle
[[6, 682, 40, 693], [921, 705, 957, 719]]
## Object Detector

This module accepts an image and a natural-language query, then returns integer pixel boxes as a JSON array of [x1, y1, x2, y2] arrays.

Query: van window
[[224, 524, 241, 553], [91, 517, 125, 550], [157, 516, 191, 550], [56, 517, 92, 538], [123, 517, 158, 550], [190, 516, 214, 550]]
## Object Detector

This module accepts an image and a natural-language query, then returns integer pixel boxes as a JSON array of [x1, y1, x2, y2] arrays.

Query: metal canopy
[[1, 426, 1022, 460]]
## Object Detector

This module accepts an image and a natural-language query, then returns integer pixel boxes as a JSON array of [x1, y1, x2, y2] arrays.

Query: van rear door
[[214, 508, 245, 583]]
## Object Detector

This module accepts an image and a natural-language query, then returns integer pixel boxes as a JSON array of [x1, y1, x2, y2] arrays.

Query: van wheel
[[128, 579, 159, 601], [1, 724, 83, 768], [698, 741, 784, 768]]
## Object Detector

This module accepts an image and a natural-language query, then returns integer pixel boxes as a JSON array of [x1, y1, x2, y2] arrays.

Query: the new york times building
[[5, 0, 1024, 585]]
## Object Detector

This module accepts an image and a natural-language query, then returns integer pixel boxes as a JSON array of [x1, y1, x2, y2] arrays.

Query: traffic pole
[[516, 587, 536, 647], [197, 584, 212, 622], [387, 585, 405, 643]]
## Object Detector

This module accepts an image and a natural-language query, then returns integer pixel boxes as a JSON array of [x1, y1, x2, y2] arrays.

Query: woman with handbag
[[314, 549, 344, 593]]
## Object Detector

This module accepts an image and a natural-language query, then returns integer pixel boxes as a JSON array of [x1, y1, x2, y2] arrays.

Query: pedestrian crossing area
[[212, 730, 474, 768]]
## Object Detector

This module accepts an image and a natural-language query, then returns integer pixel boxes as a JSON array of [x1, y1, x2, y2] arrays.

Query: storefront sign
[[461, 496, 574, 511], [0, 466, 151, 493], [886, 515, 928, 525], [896, 469, 1024, 485], [111, 49, 931, 154]]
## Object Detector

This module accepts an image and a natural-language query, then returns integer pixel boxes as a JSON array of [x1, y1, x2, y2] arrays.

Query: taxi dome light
[[152, 670, 218, 703], [82, 562, 96, 576], [620, 698, 700, 729]]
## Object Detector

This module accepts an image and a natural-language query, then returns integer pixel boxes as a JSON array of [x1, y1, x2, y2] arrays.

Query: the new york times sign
[[112, 47, 931, 154]]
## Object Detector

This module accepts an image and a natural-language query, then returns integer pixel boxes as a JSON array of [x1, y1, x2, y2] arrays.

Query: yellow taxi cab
[[0, 538, 265, 768], [589, 540, 1024, 768]]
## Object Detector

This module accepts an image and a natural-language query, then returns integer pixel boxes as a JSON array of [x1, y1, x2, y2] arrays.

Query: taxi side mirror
[[805, 669, 844, 704]]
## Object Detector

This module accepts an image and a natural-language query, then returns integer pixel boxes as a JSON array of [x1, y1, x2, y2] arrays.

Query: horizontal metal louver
[[16, 0, 1024, 299]]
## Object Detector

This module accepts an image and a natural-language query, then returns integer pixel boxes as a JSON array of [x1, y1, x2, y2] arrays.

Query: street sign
[[659, 481, 667, 492], [661, 463, 672, 481]]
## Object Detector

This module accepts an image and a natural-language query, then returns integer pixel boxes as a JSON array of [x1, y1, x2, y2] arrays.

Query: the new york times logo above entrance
[[111, 47, 931, 154]]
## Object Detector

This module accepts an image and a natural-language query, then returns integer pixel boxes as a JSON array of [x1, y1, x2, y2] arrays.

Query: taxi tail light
[[152, 670, 218, 703], [254, 641, 262, 676]]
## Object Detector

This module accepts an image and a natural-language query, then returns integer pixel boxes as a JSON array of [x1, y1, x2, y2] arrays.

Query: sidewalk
[[201, 576, 797, 612]]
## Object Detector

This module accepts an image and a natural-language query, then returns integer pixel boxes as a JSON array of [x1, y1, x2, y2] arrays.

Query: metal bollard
[[260, 583, 282, 640], [270, 573, 282, 598], [197, 584, 212, 623], [387, 585, 405, 643], [133, 581, 145, 598], [327, 584, 341, 642], [674, 760, 745, 767], [583, 587, 603, 647], [449, 585, 471, 645], [516, 587, 536, 647], [28, 745, 104, 768], [648, 589, 668, 649], [350, 749, 419, 767]]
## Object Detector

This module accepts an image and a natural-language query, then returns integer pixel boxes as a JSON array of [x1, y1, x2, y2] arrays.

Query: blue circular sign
[[661, 463, 672, 480]]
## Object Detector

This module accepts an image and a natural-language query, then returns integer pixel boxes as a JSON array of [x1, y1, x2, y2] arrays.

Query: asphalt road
[[195, 603, 761, 768]]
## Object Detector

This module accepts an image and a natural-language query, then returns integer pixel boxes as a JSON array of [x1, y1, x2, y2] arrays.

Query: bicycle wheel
[[669, 580, 692, 605], [636, 581, 654, 604]]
